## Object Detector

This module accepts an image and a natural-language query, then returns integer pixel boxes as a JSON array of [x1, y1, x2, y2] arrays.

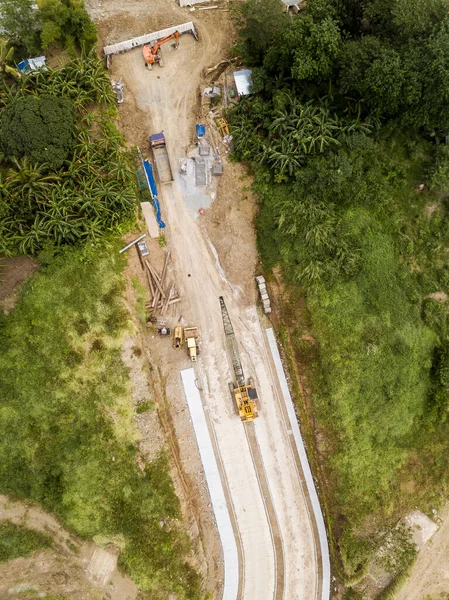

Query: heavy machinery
[[158, 327, 171, 336], [149, 132, 173, 183], [184, 327, 200, 362], [215, 116, 230, 137], [173, 326, 184, 349], [143, 31, 179, 68], [219, 296, 259, 422]]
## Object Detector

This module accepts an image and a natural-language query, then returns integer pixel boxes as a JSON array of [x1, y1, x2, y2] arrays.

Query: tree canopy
[[0, 94, 76, 168], [0, 0, 97, 59]]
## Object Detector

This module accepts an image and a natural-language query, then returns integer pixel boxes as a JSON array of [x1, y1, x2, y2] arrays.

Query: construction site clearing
[[99, 10, 330, 600], [106, 23, 254, 222]]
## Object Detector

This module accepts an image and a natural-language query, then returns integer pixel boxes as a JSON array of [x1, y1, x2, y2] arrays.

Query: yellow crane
[[219, 296, 258, 422]]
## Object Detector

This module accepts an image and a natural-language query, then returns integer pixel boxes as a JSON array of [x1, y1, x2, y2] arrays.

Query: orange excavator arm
[[143, 31, 180, 65]]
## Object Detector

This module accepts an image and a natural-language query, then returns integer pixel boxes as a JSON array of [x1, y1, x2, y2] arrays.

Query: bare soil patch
[[396, 504, 449, 600], [0, 495, 137, 600], [121, 236, 223, 596], [0, 256, 38, 313]]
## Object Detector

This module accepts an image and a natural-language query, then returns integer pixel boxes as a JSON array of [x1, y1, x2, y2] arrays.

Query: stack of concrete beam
[[256, 275, 271, 314]]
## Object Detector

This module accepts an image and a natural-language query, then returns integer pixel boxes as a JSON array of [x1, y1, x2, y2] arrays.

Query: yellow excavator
[[219, 296, 259, 422], [143, 31, 180, 69]]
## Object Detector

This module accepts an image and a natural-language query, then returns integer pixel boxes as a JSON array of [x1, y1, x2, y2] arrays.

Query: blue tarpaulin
[[196, 124, 206, 138], [143, 160, 166, 229], [18, 56, 47, 74]]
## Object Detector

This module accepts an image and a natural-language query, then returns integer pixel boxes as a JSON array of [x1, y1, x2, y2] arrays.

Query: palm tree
[[6, 158, 61, 209], [0, 38, 20, 80]]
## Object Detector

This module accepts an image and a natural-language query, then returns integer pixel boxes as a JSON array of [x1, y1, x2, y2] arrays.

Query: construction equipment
[[137, 240, 150, 258], [143, 31, 179, 68], [215, 116, 230, 137], [149, 132, 174, 183], [173, 326, 184, 349], [219, 297, 259, 422], [158, 327, 171, 336], [184, 327, 200, 362]]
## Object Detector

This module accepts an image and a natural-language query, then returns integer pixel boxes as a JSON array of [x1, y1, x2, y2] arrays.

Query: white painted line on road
[[181, 368, 239, 600], [266, 328, 331, 600]]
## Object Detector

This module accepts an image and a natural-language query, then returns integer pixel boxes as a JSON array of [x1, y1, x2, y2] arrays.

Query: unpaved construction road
[[97, 4, 324, 598]]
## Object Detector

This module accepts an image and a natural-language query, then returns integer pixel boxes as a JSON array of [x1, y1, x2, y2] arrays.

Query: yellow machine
[[229, 379, 259, 422], [215, 116, 230, 137], [184, 327, 199, 362], [173, 326, 184, 349], [219, 297, 259, 422]]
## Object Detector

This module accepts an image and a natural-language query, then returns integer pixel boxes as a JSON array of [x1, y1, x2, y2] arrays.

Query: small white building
[[233, 69, 253, 96]]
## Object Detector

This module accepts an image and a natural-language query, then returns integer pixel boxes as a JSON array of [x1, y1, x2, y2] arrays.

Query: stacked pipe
[[144, 253, 181, 320], [256, 275, 271, 314]]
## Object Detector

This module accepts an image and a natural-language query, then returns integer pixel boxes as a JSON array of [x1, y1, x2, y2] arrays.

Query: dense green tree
[[37, 0, 97, 53], [232, 0, 287, 65], [361, 49, 404, 115], [0, 0, 40, 57], [0, 94, 75, 168], [263, 14, 341, 83], [231, 0, 449, 589]]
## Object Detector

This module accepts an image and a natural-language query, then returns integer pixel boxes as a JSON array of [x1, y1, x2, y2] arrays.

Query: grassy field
[[254, 131, 449, 585], [0, 245, 200, 599]]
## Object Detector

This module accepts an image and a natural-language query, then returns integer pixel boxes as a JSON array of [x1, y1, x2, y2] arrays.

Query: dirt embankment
[[0, 495, 137, 600]]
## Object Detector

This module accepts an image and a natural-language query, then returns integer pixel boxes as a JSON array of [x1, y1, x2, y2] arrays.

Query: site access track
[[110, 28, 327, 600]]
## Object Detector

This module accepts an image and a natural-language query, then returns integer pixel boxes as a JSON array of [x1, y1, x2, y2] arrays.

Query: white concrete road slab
[[266, 327, 331, 600], [181, 368, 239, 600]]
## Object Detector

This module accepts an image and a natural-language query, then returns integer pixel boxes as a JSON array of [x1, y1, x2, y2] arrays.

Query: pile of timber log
[[144, 253, 181, 319]]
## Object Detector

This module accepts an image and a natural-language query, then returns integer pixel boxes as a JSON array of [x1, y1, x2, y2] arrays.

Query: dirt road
[[99, 6, 320, 598]]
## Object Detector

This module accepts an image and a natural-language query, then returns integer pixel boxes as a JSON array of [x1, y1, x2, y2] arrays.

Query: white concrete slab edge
[[266, 328, 331, 600], [180, 368, 239, 600]]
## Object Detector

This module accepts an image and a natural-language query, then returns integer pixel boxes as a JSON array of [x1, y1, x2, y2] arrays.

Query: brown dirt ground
[[396, 503, 449, 600], [0, 256, 39, 313], [0, 495, 137, 600], [89, 4, 262, 594], [121, 237, 221, 594]]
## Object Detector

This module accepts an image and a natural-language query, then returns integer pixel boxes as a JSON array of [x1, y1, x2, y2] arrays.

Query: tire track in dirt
[[245, 422, 285, 600]]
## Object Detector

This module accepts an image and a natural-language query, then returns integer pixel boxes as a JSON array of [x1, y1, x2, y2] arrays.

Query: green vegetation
[[0, 521, 52, 561], [0, 248, 200, 599], [0, 0, 97, 59], [1, 94, 76, 168], [231, 0, 449, 589], [0, 3, 201, 599], [0, 54, 136, 255]]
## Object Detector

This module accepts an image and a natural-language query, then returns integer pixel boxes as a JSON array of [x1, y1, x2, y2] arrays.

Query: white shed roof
[[233, 69, 253, 96]]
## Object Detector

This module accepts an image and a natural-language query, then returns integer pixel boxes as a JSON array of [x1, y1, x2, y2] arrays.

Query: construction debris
[[256, 275, 271, 314], [204, 58, 235, 76], [144, 253, 181, 319], [157, 327, 171, 336], [204, 86, 221, 98], [137, 239, 150, 258], [111, 79, 124, 103], [119, 233, 146, 254]]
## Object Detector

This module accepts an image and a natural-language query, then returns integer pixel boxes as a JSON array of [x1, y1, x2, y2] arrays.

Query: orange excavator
[[143, 31, 180, 69]]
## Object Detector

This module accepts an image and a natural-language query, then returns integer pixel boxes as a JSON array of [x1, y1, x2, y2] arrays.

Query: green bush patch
[[0, 521, 51, 561]]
